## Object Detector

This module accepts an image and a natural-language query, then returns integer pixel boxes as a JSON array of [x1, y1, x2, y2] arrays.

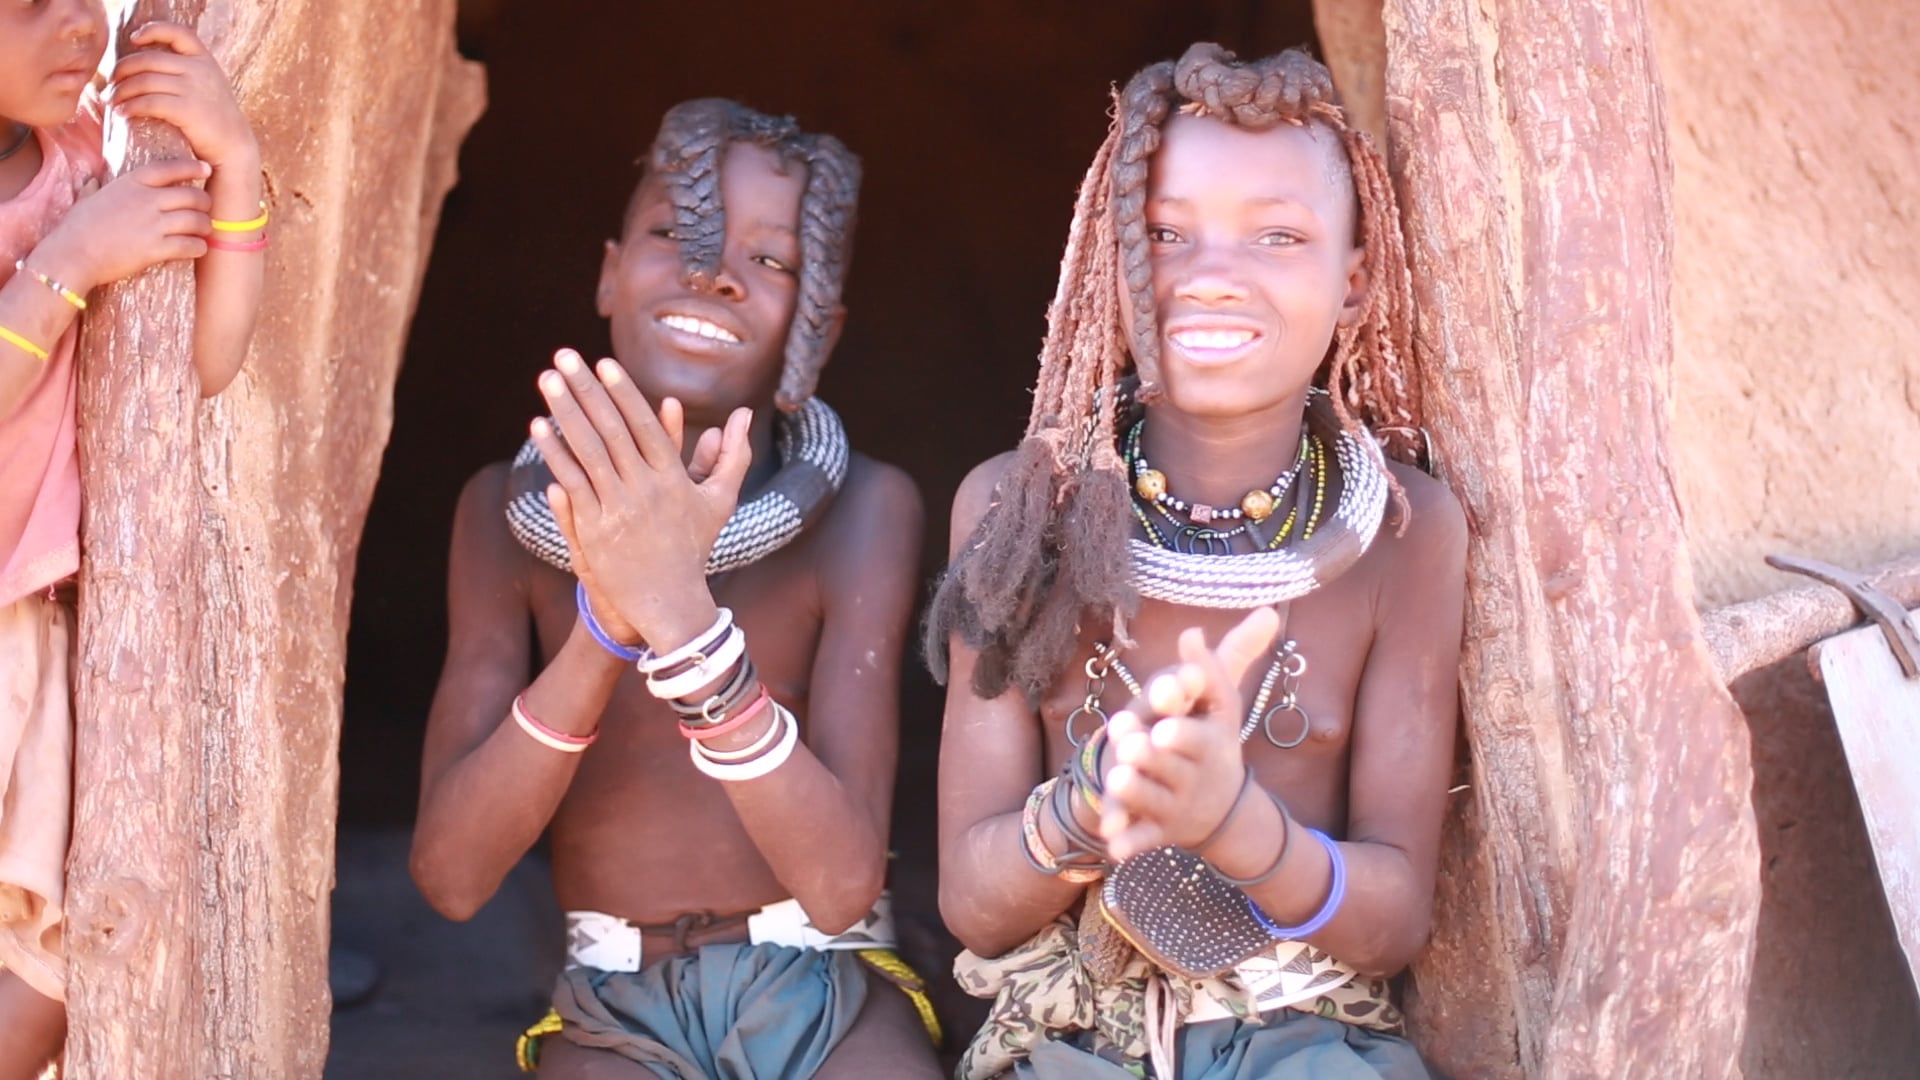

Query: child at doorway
[[927, 43, 1465, 1078], [0, 2, 263, 1075], [410, 98, 941, 1077]]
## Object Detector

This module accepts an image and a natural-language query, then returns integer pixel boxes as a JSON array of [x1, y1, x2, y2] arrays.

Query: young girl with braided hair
[[413, 99, 940, 1078], [931, 44, 1463, 1078], [0, 3, 262, 1074]]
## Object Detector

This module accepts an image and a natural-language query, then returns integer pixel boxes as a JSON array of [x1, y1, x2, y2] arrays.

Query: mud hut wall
[[1656, 1, 1920, 611], [1653, 7, 1920, 1075]]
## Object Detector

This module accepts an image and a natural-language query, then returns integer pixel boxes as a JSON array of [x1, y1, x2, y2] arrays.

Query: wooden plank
[[1812, 611, 1920, 991]]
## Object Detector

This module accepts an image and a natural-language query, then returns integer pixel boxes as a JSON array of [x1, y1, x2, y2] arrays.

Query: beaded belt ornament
[[505, 397, 851, 576], [1183, 938, 1365, 1023], [1128, 393, 1388, 609], [1100, 846, 1280, 978]]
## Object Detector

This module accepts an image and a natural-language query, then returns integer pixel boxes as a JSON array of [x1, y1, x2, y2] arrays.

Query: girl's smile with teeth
[[1166, 325, 1263, 362], [658, 313, 742, 344], [1169, 327, 1257, 350]]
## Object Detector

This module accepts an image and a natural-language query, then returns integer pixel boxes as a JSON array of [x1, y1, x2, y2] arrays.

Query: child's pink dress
[[0, 100, 106, 1001]]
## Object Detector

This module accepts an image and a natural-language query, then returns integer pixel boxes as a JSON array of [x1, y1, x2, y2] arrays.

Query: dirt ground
[[326, 828, 559, 1079]]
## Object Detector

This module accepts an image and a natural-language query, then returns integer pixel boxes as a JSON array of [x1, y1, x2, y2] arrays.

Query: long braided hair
[[640, 98, 861, 410], [925, 44, 1425, 703]]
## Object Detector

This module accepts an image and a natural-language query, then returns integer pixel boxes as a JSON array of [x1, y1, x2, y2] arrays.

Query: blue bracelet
[[1247, 827, 1346, 939], [576, 581, 644, 662]]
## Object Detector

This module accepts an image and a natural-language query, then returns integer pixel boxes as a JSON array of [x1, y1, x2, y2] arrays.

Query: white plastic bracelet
[[511, 696, 596, 753], [647, 624, 749, 700], [695, 704, 788, 762], [689, 704, 799, 781], [637, 608, 734, 674]]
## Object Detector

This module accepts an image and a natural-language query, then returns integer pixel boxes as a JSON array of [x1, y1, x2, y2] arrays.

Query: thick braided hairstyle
[[643, 98, 861, 410], [925, 44, 1425, 703]]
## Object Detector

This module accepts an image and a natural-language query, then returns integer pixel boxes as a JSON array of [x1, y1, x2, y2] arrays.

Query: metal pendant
[[1174, 526, 1241, 556], [1252, 641, 1311, 749], [1067, 652, 1114, 748], [1065, 704, 1109, 748], [1261, 702, 1312, 749]]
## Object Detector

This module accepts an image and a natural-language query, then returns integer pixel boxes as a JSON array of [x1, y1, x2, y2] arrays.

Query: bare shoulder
[[452, 462, 509, 535], [1389, 462, 1466, 539], [457, 460, 512, 518], [823, 452, 925, 530], [1370, 461, 1468, 588], [448, 461, 534, 579], [948, 450, 1021, 550], [814, 453, 925, 584]]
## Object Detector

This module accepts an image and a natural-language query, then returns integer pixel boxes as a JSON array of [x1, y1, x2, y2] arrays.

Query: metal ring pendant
[[1174, 528, 1237, 556], [1065, 705, 1108, 748], [1261, 702, 1312, 749]]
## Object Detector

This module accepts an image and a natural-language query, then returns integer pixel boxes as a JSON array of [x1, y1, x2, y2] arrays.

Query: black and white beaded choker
[[1128, 391, 1389, 609], [505, 397, 851, 577]]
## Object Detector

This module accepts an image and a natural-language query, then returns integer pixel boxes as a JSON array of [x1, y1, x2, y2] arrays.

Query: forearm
[[1209, 791, 1430, 975], [641, 597, 899, 927], [0, 263, 83, 421], [190, 155, 263, 396], [717, 734, 891, 934], [411, 624, 624, 920], [941, 804, 1094, 958]]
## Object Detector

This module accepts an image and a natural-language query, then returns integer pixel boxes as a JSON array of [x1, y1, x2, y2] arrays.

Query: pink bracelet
[[206, 234, 269, 253], [677, 687, 773, 742], [511, 695, 597, 753]]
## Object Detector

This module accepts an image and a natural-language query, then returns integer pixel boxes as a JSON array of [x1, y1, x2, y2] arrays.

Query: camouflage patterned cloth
[[954, 906, 1420, 1080]]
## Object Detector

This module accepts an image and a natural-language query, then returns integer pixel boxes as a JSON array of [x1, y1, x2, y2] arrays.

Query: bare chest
[[1036, 582, 1379, 821]]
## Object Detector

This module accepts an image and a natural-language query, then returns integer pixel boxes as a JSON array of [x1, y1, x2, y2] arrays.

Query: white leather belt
[[564, 893, 898, 974]]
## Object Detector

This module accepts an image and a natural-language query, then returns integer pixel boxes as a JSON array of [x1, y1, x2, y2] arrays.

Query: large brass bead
[[1135, 469, 1167, 501], [1241, 489, 1277, 522]]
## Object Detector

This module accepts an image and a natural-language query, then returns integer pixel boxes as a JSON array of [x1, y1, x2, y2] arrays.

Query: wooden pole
[[1383, 0, 1762, 1075], [1702, 551, 1920, 683], [1311, 0, 1388, 144], [66, 3, 209, 1076], [65, 3, 482, 1075]]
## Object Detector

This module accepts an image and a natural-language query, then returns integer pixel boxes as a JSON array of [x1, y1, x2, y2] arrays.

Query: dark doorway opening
[[330, 3, 1322, 1070], [343, 0, 1323, 824]]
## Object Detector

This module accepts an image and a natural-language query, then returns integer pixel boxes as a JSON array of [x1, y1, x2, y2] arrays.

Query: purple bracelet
[[576, 582, 644, 662], [1247, 827, 1345, 940]]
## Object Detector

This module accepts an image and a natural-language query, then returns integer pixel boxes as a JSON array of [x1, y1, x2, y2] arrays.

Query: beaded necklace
[[1127, 391, 1387, 609], [1128, 432, 1329, 556], [1126, 419, 1308, 528]]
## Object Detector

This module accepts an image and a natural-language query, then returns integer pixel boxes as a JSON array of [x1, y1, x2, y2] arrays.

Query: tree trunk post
[[1382, 1, 1762, 1076], [65, 2, 483, 1075]]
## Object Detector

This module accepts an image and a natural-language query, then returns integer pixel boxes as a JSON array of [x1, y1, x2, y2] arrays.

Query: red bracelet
[[677, 687, 773, 742], [511, 695, 597, 752], [207, 234, 269, 253]]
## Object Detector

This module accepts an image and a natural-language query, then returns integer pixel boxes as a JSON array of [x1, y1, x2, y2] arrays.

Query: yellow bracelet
[[0, 324, 50, 363], [211, 201, 270, 233], [13, 259, 86, 311]]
